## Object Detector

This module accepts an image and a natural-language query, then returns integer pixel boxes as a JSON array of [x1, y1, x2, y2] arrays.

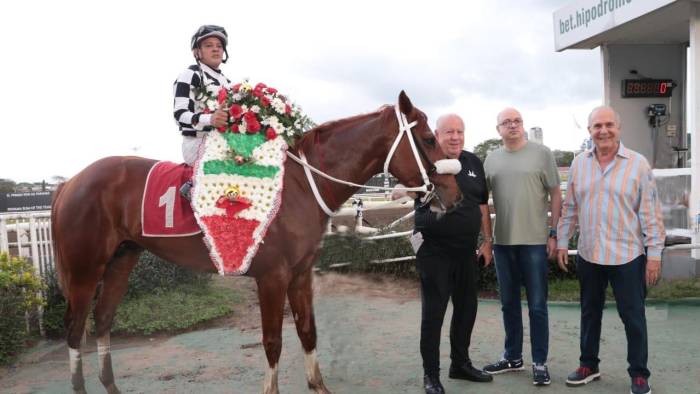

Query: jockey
[[174, 24, 231, 167], [174, 25, 231, 198]]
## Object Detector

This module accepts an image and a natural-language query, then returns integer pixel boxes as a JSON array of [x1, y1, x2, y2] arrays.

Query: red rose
[[260, 96, 270, 107], [266, 87, 277, 94], [217, 125, 227, 133], [252, 89, 263, 98], [203, 108, 212, 114], [230, 124, 240, 133], [244, 112, 261, 133], [229, 104, 243, 119], [232, 83, 241, 93], [246, 118, 261, 133], [254, 82, 267, 90], [285, 104, 292, 114], [265, 127, 277, 140], [217, 88, 228, 104]]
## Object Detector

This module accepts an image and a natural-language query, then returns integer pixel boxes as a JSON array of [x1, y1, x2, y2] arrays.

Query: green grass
[[541, 278, 700, 302], [112, 283, 239, 335]]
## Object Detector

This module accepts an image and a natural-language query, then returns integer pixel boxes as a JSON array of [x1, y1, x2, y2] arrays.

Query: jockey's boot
[[180, 180, 193, 201]]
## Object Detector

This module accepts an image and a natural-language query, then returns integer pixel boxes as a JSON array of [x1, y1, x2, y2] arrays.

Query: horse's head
[[384, 91, 462, 212]]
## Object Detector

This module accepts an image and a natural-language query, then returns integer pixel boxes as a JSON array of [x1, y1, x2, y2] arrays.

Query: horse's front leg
[[256, 270, 291, 394], [287, 268, 330, 394]]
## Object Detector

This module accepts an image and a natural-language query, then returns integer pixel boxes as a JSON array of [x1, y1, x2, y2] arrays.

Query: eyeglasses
[[498, 119, 523, 128]]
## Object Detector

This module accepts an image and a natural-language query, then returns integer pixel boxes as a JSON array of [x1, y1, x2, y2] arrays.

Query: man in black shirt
[[411, 114, 494, 393]]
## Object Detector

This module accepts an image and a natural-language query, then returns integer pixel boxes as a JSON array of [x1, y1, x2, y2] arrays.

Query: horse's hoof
[[106, 383, 121, 394], [308, 381, 331, 394]]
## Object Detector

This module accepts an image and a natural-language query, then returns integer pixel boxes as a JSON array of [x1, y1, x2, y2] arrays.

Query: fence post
[[28, 216, 46, 337], [0, 216, 8, 253], [29, 216, 40, 273]]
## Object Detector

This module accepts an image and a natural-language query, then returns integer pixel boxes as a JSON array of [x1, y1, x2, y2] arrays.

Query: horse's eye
[[424, 137, 436, 147]]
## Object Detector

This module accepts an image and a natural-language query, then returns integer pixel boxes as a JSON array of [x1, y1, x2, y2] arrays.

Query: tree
[[473, 138, 503, 162], [51, 175, 68, 184], [553, 150, 575, 167], [0, 178, 16, 193]]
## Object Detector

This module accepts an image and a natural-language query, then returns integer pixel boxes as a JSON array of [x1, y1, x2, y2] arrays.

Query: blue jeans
[[493, 244, 549, 364], [577, 255, 649, 378]]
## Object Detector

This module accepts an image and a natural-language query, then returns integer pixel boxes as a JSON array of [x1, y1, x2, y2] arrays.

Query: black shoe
[[532, 363, 551, 386], [423, 374, 445, 394], [449, 362, 493, 382], [630, 376, 651, 394], [483, 358, 524, 375], [566, 366, 601, 387]]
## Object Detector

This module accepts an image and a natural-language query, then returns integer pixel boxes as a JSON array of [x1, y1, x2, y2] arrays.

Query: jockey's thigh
[[182, 135, 204, 165]]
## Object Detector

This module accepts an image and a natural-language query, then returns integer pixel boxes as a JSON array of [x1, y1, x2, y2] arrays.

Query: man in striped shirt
[[556, 106, 665, 394]]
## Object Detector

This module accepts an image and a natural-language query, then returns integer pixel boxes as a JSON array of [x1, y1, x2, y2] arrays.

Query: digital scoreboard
[[622, 79, 674, 98]]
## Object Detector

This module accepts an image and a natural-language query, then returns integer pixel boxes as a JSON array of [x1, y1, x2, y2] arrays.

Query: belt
[[181, 130, 210, 138]]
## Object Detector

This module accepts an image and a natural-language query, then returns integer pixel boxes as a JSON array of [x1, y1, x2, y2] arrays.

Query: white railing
[[0, 211, 54, 277], [1, 211, 53, 336]]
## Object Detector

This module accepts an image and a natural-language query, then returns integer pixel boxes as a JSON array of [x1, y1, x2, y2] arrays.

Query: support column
[[690, 4, 700, 259]]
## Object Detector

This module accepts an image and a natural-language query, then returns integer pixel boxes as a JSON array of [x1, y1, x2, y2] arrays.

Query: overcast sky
[[0, 0, 601, 183]]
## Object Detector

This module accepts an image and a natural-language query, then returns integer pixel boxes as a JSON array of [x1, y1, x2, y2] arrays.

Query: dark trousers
[[493, 244, 549, 364], [416, 240, 478, 377], [576, 255, 650, 378]]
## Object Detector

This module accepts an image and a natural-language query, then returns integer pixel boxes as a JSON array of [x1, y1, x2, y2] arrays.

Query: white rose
[[251, 105, 260, 113]]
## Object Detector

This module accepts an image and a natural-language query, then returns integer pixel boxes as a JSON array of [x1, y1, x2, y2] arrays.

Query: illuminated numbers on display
[[622, 79, 674, 98]]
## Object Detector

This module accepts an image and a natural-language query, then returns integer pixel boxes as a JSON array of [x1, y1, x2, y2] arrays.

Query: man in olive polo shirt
[[482, 107, 561, 387]]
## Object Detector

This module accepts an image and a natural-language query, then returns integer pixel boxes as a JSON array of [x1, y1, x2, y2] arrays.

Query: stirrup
[[180, 180, 193, 201]]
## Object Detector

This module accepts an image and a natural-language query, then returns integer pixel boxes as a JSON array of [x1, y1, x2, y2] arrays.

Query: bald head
[[588, 106, 621, 127], [496, 107, 522, 125]]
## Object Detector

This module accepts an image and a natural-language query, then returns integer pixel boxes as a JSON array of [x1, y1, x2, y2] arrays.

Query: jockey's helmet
[[191, 25, 228, 49]]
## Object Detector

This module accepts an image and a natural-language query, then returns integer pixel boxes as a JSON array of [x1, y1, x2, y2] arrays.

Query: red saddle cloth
[[142, 161, 201, 237]]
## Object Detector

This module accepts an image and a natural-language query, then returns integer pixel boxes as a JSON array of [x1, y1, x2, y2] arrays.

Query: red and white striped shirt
[[557, 144, 665, 265]]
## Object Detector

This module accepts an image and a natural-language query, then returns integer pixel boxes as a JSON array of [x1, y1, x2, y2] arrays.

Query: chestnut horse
[[51, 92, 461, 394]]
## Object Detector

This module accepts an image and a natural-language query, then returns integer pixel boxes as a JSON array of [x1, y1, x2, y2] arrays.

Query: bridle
[[285, 102, 460, 217]]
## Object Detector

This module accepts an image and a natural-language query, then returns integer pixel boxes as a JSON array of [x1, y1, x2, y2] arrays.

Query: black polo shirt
[[414, 150, 488, 250]]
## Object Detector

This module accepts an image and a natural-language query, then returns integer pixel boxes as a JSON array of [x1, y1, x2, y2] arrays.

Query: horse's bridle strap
[[289, 100, 448, 217]]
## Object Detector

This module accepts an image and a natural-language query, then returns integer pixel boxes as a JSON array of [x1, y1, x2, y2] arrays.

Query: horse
[[51, 91, 462, 394]]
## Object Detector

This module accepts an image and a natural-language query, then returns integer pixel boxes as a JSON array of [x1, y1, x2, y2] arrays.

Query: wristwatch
[[548, 228, 557, 239], [483, 236, 494, 243]]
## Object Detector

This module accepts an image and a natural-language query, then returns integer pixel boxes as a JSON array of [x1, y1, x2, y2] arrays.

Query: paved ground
[[1, 273, 699, 393]]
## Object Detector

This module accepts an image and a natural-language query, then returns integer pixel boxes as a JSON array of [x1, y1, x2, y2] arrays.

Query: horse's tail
[[51, 181, 68, 296]]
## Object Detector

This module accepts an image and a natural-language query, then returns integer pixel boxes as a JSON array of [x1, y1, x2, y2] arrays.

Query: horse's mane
[[294, 105, 393, 153]]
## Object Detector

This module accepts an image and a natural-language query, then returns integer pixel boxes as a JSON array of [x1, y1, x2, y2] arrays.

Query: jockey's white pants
[[182, 135, 205, 166]]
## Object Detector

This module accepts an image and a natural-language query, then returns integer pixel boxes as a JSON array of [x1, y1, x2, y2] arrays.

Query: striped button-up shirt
[[557, 143, 665, 265]]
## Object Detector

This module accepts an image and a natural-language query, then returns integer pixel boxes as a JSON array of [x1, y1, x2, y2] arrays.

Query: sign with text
[[553, 0, 676, 51], [0, 191, 53, 213]]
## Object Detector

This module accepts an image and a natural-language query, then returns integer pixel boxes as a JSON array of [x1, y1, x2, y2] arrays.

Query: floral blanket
[[191, 81, 310, 275]]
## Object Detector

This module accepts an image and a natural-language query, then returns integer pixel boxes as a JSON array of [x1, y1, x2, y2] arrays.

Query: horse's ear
[[398, 90, 413, 115]]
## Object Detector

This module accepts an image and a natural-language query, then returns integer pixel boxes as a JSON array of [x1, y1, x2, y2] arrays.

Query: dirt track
[[2, 273, 699, 393]]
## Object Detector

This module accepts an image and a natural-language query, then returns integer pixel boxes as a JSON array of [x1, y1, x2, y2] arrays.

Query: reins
[[286, 102, 459, 217]]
